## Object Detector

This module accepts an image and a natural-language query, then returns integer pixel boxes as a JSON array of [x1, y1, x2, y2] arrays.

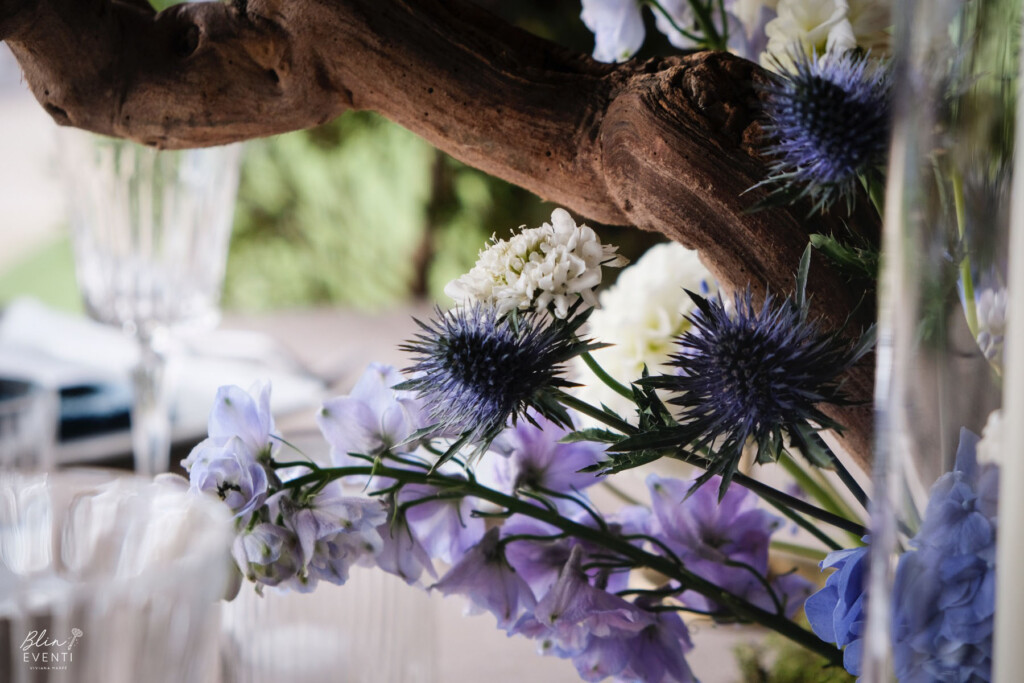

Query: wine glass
[[61, 131, 242, 476]]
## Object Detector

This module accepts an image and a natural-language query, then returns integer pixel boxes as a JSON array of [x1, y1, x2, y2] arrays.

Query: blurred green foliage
[[735, 634, 855, 683], [216, 2, 663, 312]]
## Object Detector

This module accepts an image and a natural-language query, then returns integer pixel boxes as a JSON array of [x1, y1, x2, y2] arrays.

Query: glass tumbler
[[0, 469, 234, 683]]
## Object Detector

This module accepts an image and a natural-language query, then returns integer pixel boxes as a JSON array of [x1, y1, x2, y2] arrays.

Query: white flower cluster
[[444, 208, 627, 319], [761, 0, 890, 70], [976, 285, 1008, 365], [977, 409, 1003, 467], [575, 242, 718, 419], [578, 0, 889, 71]]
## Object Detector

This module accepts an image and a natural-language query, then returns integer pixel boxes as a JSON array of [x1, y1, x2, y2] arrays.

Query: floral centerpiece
[[180, 0, 1017, 681]]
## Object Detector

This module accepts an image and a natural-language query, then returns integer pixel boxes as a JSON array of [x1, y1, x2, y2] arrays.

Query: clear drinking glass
[[61, 132, 242, 476], [0, 379, 58, 470], [0, 469, 234, 683]]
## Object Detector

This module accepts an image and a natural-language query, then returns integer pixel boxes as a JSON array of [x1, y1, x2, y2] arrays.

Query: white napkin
[[0, 297, 326, 461]]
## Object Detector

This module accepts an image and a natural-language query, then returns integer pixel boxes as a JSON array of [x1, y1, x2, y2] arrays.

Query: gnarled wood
[[1, 0, 879, 468]]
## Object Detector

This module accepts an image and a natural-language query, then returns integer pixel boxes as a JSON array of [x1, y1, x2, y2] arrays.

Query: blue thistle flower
[[399, 305, 594, 458], [759, 51, 891, 213], [642, 259, 873, 493]]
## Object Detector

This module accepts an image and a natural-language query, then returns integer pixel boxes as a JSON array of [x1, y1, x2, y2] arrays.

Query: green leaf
[[559, 428, 624, 444], [809, 233, 880, 282]]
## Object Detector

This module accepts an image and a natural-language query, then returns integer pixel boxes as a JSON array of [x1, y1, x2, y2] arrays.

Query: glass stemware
[[61, 132, 242, 476]]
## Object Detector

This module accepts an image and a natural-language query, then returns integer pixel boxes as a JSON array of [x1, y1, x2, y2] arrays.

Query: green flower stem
[[770, 540, 830, 563], [643, 0, 705, 45], [760, 494, 842, 551], [809, 432, 869, 511], [952, 169, 979, 338], [779, 453, 864, 546], [869, 175, 885, 218], [732, 470, 864, 539], [284, 463, 843, 664], [551, 390, 865, 534], [580, 351, 635, 401], [552, 389, 639, 434]]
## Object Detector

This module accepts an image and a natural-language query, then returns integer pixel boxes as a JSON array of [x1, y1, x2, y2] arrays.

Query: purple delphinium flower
[[317, 363, 428, 468], [183, 436, 269, 522], [501, 513, 631, 601], [207, 382, 277, 460], [804, 544, 869, 676], [399, 304, 592, 450], [761, 50, 891, 213], [232, 522, 302, 588], [486, 413, 606, 495], [513, 546, 653, 680], [432, 527, 537, 630], [650, 286, 870, 494], [375, 513, 437, 586], [614, 608, 697, 683], [647, 474, 811, 617], [398, 481, 485, 565], [270, 483, 387, 590], [892, 429, 998, 682]]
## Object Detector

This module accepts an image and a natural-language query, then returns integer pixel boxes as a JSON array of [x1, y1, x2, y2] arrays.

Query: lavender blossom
[[398, 482, 485, 565], [647, 474, 811, 616], [317, 363, 428, 467], [614, 609, 697, 683], [502, 513, 635, 601], [232, 523, 302, 587], [486, 413, 606, 495], [580, 0, 646, 63], [271, 483, 387, 590], [183, 436, 269, 522], [512, 546, 653, 680], [207, 382, 277, 460], [432, 528, 537, 630], [375, 514, 437, 586]]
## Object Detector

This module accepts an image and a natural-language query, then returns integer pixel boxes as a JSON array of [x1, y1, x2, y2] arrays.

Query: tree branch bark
[[1, 0, 878, 469]]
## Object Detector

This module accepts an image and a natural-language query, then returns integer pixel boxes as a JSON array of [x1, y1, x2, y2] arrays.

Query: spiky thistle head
[[399, 305, 595, 458], [645, 280, 873, 493], [759, 50, 891, 213]]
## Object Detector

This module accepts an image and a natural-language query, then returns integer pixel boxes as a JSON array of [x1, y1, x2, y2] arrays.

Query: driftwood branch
[[1, 0, 878, 468]]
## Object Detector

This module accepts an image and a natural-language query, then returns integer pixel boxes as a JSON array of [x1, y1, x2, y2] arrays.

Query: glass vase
[[866, 0, 1020, 679]]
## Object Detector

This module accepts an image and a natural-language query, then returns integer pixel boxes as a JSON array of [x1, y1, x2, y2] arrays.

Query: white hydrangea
[[761, 0, 890, 70], [445, 209, 627, 319], [977, 409, 1003, 467], [574, 242, 718, 420]]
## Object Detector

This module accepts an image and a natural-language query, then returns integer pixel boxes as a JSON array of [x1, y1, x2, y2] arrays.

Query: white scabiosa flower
[[574, 242, 718, 420], [444, 208, 627, 319]]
